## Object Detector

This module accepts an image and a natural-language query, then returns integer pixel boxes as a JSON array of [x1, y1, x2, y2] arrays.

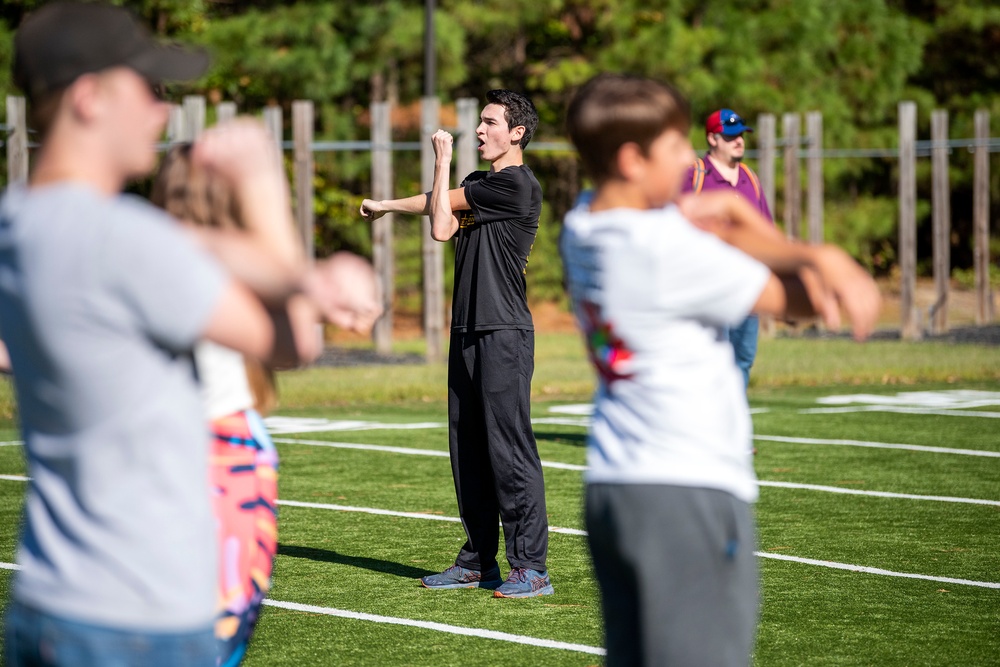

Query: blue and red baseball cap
[[706, 109, 753, 137]]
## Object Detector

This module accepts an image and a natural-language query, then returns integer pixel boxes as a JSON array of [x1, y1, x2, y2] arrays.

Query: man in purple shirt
[[682, 109, 773, 388]]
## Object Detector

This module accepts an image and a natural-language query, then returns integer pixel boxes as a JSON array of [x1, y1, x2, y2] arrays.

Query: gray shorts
[[585, 483, 759, 667]]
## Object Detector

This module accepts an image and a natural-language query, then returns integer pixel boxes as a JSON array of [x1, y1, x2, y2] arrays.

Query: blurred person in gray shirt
[[1, 3, 379, 665]]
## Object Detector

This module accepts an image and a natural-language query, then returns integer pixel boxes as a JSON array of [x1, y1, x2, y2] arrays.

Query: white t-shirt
[[560, 202, 770, 503], [195, 341, 254, 420]]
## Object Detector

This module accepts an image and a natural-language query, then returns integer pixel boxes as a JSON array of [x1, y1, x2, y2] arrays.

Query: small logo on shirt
[[580, 301, 634, 385], [458, 211, 476, 229]]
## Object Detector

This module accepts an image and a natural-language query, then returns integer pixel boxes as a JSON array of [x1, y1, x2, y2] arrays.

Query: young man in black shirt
[[361, 90, 551, 598]]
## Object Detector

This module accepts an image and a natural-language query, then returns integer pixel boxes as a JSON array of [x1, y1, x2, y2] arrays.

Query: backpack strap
[[691, 157, 706, 194], [739, 163, 761, 201]]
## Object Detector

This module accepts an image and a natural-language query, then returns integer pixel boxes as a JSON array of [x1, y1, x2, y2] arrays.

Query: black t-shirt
[[451, 164, 542, 332]]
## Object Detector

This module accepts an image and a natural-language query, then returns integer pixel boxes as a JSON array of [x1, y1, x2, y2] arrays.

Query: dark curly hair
[[485, 89, 539, 150]]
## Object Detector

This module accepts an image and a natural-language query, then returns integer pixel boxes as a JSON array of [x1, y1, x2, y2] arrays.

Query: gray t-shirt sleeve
[[104, 201, 227, 352]]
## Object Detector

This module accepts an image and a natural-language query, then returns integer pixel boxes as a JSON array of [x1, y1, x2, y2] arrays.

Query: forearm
[[430, 158, 457, 241], [719, 224, 818, 276], [266, 295, 323, 369], [376, 193, 431, 216], [233, 172, 305, 271], [193, 228, 308, 304]]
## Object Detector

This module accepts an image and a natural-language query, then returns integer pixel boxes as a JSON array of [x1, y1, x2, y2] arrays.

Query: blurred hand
[[190, 118, 283, 189], [305, 252, 383, 334], [810, 246, 882, 341]]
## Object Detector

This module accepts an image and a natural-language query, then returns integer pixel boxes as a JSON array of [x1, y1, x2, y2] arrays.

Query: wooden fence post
[[421, 96, 445, 363], [371, 101, 395, 355], [262, 105, 283, 153], [973, 110, 994, 324], [898, 101, 919, 339], [782, 113, 802, 240], [167, 104, 185, 143], [182, 95, 206, 141], [6, 96, 28, 186], [215, 101, 237, 125], [292, 101, 315, 261], [756, 113, 777, 338], [757, 114, 776, 219], [806, 111, 824, 245], [455, 98, 479, 184], [930, 109, 950, 334]]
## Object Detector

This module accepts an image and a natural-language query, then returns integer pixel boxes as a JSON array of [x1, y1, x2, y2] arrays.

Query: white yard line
[[262, 599, 606, 655], [755, 552, 1000, 590], [273, 437, 587, 472], [757, 480, 1000, 507], [1, 455, 993, 508], [0, 560, 604, 656], [273, 504, 1000, 590], [753, 434, 1000, 458], [276, 499, 587, 536], [800, 406, 1000, 418]]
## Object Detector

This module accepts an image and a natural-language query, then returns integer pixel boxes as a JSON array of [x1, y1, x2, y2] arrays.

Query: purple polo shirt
[[682, 154, 773, 223]]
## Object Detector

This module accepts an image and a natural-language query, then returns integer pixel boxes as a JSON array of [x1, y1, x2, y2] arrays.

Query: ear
[[510, 125, 525, 145], [706, 133, 718, 149], [66, 74, 103, 124], [615, 142, 646, 181]]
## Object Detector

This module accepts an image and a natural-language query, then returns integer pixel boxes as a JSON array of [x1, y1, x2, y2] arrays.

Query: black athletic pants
[[449, 328, 549, 573]]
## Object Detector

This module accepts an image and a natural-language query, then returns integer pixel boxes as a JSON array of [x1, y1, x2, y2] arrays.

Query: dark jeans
[[448, 329, 549, 572], [4, 600, 216, 667], [724, 315, 759, 389]]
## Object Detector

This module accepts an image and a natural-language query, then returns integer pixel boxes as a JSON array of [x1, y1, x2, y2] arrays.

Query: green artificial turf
[[0, 344, 997, 665]]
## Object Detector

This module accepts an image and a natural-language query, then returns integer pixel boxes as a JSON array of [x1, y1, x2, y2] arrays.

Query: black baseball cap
[[13, 1, 209, 102]]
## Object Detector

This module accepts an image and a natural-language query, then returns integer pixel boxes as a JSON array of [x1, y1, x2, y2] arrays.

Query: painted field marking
[[0, 560, 603, 656], [801, 406, 1000, 418], [757, 480, 1000, 507], [0, 441, 23, 447], [816, 390, 1000, 409], [753, 434, 1000, 458], [2, 445, 993, 506], [0, 496, 995, 590], [755, 552, 1000, 590], [277, 499, 588, 536], [803, 390, 1000, 418], [264, 417, 447, 435], [273, 437, 587, 472], [272, 504, 1000, 590], [273, 438, 1000, 505], [262, 599, 605, 656]]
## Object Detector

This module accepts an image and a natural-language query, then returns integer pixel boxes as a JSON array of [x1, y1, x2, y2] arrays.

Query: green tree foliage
[[0, 0, 997, 296]]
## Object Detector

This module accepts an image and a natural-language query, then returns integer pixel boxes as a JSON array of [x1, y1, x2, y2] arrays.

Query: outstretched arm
[[359, 127, 471, 236], [679, 193, 881, 340], [360, 189, 470, 223]]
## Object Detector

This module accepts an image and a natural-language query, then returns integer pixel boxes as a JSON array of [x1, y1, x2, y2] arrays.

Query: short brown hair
[[566, 74, 690, 182]]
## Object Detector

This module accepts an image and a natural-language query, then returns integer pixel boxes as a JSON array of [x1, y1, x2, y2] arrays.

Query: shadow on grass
[[277, 544, 437, 579], [534, 431, 588, 447]]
